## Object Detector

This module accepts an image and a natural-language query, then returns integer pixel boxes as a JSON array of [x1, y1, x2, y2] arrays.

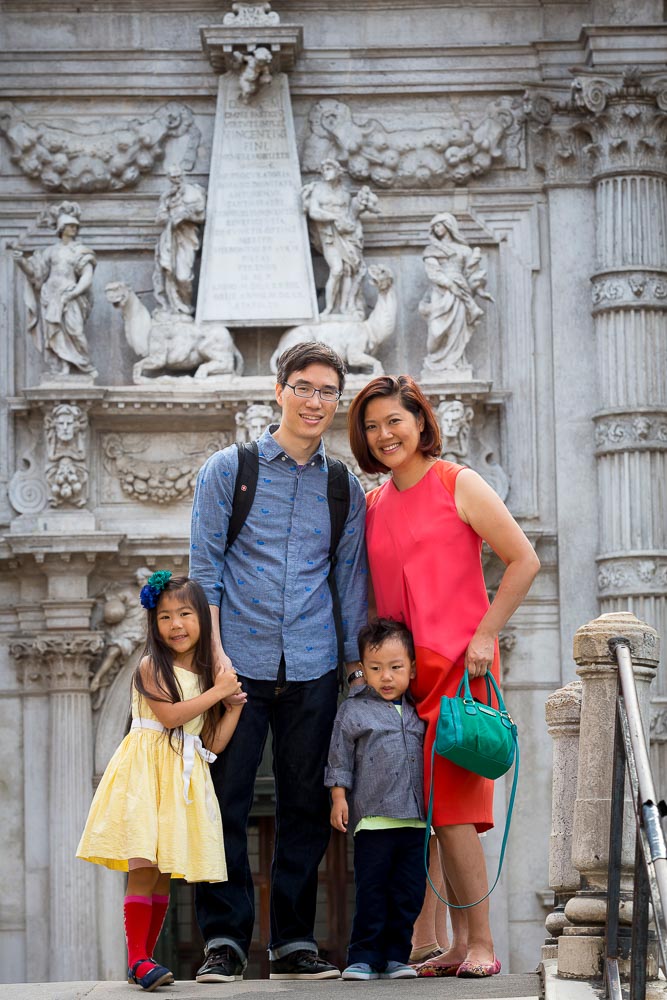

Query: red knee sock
[[146, 894, 170, 958], [124, 895, 154, 979]]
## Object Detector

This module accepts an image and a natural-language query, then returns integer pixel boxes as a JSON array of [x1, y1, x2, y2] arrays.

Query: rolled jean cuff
[[206, 937, 246, 964], [268, 940, 318, 961]]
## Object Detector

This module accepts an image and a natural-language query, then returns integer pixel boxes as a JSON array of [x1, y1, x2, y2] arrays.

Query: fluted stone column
[[15, 632, 103, 981], [558, 611, 659, 980], [543, 681, 582, 959], [570, 70, 667, 659]]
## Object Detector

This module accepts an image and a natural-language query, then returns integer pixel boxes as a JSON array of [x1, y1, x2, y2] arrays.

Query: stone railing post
[[543, 681, 582, 959], [558, 611, 659, 979]]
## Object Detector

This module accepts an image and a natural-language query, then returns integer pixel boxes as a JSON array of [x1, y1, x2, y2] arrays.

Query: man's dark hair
[[275, 341, 347, 393], [358, 617, 415, 661]]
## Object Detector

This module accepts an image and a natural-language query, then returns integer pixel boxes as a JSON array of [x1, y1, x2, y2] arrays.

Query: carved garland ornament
[[302, 97, 525, 189], [0, 102, 201, 193], [103, 433, 231, 504]]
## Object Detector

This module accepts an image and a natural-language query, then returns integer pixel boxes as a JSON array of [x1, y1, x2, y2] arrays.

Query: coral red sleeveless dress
[[366, 461, 499, 832]]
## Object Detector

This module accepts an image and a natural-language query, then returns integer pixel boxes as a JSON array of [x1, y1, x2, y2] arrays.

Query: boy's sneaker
[[381, 960, 418, 979], [195, 945, 246, 983], [342, 962, 380, 980], [269, 949, 340, 980]]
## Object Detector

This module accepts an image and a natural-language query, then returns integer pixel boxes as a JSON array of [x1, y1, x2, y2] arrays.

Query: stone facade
[[0, 0, 665, 984]]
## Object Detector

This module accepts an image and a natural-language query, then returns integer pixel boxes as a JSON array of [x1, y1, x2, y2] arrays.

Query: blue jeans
[[348, 827, 426, 969], [195, 671, 338, 961]]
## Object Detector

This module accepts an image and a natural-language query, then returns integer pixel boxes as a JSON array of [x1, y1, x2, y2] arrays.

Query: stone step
[[1, 974, 543, 999]]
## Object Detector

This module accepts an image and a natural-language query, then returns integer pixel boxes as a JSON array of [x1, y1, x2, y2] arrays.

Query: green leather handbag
[[425, 669, 519, 908]]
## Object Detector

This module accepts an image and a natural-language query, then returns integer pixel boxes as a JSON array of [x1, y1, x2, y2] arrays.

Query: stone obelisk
[[197, 3, 318, 328]]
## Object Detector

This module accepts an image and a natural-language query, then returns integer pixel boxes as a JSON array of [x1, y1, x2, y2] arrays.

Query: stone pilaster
[[543, 681, 582, 959], [13, 632, 104, 982], [558, 611, 659, 980]]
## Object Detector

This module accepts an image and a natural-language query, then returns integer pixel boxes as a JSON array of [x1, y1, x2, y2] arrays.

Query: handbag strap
[[423, 731, 519, 909]]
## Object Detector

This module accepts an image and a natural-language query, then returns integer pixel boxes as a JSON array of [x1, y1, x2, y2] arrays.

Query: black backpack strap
[[326, 458, 351, 689], [225, 441, 259, 554]]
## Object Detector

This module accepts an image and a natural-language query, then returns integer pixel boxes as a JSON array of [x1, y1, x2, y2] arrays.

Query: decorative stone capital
[[12, 633, 104, 693], [570, 67, 667, 178], [573, 611, 660, 670], [527, 68, 667, 184]]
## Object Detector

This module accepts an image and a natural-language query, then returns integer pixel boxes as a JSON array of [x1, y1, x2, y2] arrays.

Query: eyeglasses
[[284, 381, 341, 403]]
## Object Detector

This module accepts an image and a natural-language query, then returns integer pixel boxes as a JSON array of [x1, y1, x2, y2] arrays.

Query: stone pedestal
[[558, 611, 659, 979]]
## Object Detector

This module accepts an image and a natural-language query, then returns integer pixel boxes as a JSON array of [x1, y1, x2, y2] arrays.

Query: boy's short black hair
[[358, 617, 415, 661]]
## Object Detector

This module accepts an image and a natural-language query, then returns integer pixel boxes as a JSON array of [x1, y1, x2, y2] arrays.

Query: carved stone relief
[[594, 411, 667, 453], [101, 432, 231, 504], [235, 403, 280, 442], [302, 97, 525, 188], [45, 403, 89, 507], [105, 282, 244, 382], [420, 213, 493, 381], [591, 272, 667, 312], [270, 264, 396, 376], [437, 399, 509, 501], [438, 399, 474, 460], [9, 201, 97, 378], [8, 437, 48, 515], [232, 47, 274, 103], [0, 102, 200, 192], [598, 556, 667, 596], [90, 569, 150, 710], [302, 158, 381, 318], [223, 1, 280, 26]]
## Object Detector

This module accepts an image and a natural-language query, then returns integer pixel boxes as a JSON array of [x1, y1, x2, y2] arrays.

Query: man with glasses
[[190, 342, 367, 982]]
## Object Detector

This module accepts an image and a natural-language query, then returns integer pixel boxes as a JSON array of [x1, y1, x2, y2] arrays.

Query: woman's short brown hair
[[348, 375, 442, 475]]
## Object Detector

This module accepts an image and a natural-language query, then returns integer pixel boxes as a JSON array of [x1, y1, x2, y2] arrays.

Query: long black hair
[[133, 576, 222, 751]]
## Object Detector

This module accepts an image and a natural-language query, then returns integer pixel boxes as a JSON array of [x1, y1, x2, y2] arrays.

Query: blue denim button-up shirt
[[324, 684, 425, 834], [190, 426, 368, 681]]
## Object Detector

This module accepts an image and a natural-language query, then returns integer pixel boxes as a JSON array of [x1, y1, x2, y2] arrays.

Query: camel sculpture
[[269, 264, 396, 375], [105, 282, 244, 382]]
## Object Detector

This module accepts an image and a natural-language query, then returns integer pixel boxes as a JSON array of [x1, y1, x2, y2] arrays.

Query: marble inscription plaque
[[196, 73, 318, 327]]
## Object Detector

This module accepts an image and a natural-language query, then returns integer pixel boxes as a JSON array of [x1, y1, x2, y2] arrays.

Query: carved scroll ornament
[[0, 102, 200, 193], [302, 97, 525, 189]]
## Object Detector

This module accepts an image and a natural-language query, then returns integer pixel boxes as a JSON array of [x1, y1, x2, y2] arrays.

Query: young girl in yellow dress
[[77, 571, 244, 992]]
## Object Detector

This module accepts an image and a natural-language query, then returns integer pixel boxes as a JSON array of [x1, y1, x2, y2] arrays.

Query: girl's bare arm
[[138, 657, 242, 729]]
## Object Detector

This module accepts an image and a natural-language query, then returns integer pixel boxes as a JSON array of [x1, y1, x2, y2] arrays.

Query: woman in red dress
[[348, 375, 539, 978]]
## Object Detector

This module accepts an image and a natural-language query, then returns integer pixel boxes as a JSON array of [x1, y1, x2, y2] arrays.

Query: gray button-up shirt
[[324, 684, 425, 833], [190, 426, 368, 681]]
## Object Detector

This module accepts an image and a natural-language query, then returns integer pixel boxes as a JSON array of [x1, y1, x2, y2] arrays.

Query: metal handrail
[[605, 637, 667, 1000]]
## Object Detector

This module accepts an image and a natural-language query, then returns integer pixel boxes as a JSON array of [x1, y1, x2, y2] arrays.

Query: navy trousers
[[195, 671, 338, 959], [348, 826, 427, 969]]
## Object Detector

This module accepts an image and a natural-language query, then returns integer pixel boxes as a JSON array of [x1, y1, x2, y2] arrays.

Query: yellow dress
[[76, 666, 227, 883]]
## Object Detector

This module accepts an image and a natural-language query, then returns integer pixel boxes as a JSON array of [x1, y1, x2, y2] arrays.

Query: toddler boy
[[325, 618, 426, 980]]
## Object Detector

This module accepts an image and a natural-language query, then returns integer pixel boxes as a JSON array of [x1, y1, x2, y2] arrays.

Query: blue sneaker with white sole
[[342, 962, 380, 980]]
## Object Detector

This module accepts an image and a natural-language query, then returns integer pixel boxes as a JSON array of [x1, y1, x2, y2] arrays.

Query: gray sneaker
[[270, 949, 340, 980], [195, 945, 246, 983]]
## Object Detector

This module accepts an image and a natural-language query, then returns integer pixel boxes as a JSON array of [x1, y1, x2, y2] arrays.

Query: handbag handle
[[456, 668, 508, 716], [423, 685, 519, 910]]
